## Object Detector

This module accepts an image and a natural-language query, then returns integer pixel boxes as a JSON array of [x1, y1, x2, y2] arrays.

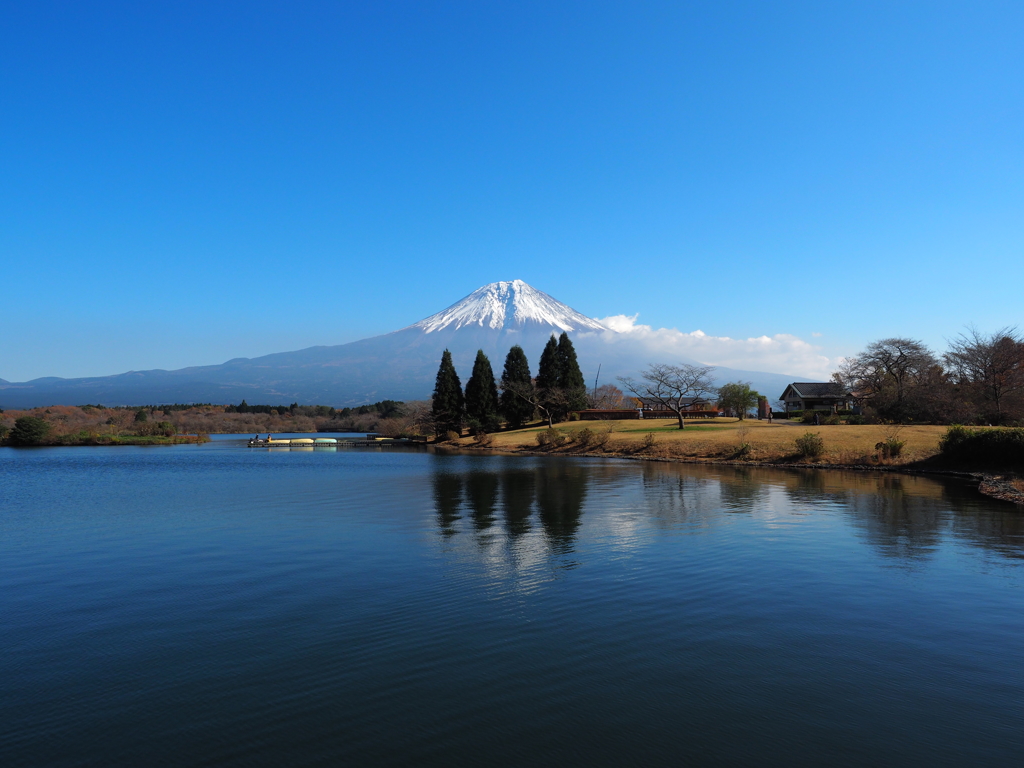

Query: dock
[[247, 436, 427, 448]]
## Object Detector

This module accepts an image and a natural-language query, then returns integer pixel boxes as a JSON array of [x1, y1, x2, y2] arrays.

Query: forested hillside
[[0, 400, 430, 445]]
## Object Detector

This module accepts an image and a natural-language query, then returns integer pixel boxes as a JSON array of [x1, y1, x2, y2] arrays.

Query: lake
[[2, 441, 1023, 766]]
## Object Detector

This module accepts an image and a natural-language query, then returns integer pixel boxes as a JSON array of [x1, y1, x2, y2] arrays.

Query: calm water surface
[[2, 442, 1023, 766]]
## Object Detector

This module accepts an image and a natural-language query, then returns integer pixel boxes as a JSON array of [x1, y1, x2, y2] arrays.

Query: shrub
[[939, 426, 1024, 467], [569, 412, 580, 421], [875, 426, 906, 459], [802, 410, 828, 424], [579, 426, 611, 449], [795, 432, 824, 458], [469, 417, 501, 436], [734, 442, 752, 458], [135, 419, 175, 437], [823, 414, 842, 425], [445, 430, 461, 443], [474, 431, 493, 446], [846, 414, 867, 425], [536, 429, 566, 448], [640, 432, 657, 450], [875, 437, 906, 459], [9, 416, 52, 446]]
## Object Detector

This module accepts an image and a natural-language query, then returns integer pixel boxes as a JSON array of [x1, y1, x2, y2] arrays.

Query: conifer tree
[[536, 335, 561, 392], [431, 349, 464, 436], [499, 345, 535, 428], [465, 350, 500, 431], [556, 332, 589, 413], [536, 335, 564, 421]]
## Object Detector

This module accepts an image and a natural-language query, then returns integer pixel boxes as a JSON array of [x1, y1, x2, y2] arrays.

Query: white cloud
[[580, 314, 838, 379], [600, 314, 641, 333]]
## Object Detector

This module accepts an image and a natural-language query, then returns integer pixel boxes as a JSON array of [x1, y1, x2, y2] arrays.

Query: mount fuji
[[410, 279, 607, 335], [0, 280, 796, 408]]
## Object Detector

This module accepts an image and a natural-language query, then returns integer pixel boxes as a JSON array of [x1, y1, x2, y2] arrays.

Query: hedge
[[939, 426, 1024, 467]]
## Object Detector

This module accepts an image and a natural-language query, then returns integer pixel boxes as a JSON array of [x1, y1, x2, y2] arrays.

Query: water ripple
[[2, 447, 1023, 766]]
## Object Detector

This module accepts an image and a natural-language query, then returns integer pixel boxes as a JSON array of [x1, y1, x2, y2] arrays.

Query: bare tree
[[838, 338, 938, 421], [500, 377, 564, 428], [589, 383, 629, 409], [944, 326, 1024, 424], [618, 363, 716, 429]]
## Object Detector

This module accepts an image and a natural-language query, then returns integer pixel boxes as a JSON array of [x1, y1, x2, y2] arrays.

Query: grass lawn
[[470, 418, 950, 466]]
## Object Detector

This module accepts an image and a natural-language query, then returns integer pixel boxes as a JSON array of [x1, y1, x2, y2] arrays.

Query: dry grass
[[469, 418, 949, 466]]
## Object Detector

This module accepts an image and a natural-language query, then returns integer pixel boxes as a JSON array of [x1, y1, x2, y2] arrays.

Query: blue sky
[[2, 1, 1022, 381]]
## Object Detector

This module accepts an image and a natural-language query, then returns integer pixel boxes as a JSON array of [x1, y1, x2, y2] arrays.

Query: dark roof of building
[[786, 382, 849, 398]]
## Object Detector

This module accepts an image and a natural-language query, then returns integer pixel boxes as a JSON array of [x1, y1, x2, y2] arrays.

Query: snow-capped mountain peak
[[409, 280, 607, 334]]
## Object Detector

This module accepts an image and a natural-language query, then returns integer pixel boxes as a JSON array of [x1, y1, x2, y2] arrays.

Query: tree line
[[430, 332, 588, 437], [834, 328, 1024, 425], [224, 400, 404, 419], [429, 334, 770, 436], [0, 400, 423, 445]]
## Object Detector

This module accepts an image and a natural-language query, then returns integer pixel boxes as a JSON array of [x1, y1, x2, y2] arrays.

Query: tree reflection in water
[[640, 463, 1024, 561], [843, 474, 944, 562], [465, 471, 499, 542], [535, 464, 588, 554], [715, 466, 771, 513], [433, 458, 1024, 563], [937, 481, 1024, 561], [432, 472, 463, 537], [431, 461, 589, 553], [639, 462, 720, 530], [500, 469, 534, 538]]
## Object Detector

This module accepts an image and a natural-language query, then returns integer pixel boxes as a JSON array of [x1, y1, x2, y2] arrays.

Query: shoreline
[[1, 435, 209, 447], [5, 427, 1020, 506]]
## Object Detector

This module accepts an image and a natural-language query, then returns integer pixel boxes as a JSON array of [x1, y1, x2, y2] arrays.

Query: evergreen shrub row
[[535, 426, 611, 450], [536, 428, 568, 448], [939, 426, 1024, 467]]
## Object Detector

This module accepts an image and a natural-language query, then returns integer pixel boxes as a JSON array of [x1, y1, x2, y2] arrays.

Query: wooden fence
[[576, 409, 718, 421]]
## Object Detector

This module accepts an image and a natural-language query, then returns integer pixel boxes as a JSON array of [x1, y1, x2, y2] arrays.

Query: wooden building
[[779, 382, 853, 414]]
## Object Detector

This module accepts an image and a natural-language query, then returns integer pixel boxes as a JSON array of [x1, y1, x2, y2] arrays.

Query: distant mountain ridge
[[0, 281, 798, 408]]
